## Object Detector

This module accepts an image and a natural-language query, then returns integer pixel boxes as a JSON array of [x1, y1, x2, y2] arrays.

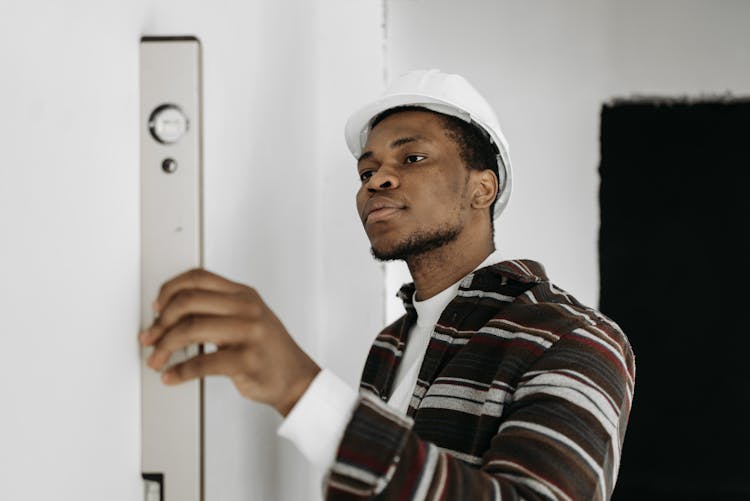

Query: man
[[140, 69, 635, 500]]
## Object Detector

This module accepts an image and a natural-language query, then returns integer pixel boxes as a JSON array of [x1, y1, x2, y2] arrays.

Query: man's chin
[[369, 225, 461, 262], [370, 246, 403, 262], [369, 238, 403, 261]]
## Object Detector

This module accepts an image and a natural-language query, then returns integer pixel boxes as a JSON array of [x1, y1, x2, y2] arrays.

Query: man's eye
[[359, 170, 374, 182], [405, 154, 426, 164]]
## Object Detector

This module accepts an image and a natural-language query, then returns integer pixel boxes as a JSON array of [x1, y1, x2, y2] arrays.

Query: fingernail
[[162, 371, 173, 384], [148, 352, 160, 369]]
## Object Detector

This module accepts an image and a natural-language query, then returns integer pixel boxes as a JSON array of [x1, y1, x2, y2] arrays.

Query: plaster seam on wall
[[382, 0, 389, 85], [380, 0, 390, 329]]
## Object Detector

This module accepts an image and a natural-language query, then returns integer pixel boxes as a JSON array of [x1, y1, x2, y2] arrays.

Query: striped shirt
[[325, 259, 635, 500]]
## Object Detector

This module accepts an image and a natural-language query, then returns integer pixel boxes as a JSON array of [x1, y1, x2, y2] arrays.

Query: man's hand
[[138, 268, 320, 417]]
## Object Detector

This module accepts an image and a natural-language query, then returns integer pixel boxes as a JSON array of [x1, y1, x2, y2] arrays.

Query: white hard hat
[[344, 69, 512, 219]]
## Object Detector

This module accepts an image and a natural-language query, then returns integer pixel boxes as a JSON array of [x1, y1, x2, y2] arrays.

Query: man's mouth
[[362, 197, 406, 224], [366, 206, 402, 224]]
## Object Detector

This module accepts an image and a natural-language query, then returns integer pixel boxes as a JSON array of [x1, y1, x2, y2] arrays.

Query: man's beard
[[370, 224, 461, 262]]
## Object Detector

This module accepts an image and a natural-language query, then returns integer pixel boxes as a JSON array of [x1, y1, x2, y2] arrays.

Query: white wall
[[0, 2, 145, 499], [0, 1, 383, 500], [384, 0, 750, 321]]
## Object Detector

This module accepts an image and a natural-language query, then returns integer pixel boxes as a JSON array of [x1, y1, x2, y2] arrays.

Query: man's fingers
[[155, 268, 248, 314], [148, 316, 254, 370], [159, 288, 257, 328], [141, 288, 262, 346], [162, 350, 240, 385]]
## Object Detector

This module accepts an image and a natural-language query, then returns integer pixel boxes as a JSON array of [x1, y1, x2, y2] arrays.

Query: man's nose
[[367, 164, 400, 192]]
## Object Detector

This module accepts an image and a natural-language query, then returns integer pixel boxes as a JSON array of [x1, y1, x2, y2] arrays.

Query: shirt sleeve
[[277, 368, 359, 476], [324, 321, 635, 500]]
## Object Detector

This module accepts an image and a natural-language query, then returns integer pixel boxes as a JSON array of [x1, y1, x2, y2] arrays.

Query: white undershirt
[[278, 250, 504, 483], [386, 281, 462, 413]]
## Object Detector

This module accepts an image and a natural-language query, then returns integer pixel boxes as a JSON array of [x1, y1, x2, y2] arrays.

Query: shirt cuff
[[277, 368, 359, 473]]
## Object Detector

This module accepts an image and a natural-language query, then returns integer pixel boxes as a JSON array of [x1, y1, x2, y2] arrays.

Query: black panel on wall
[[599, 100, 750, 499]]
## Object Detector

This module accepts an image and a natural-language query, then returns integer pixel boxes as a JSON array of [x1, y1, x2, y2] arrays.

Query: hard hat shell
[[344, 69, 512, 219]]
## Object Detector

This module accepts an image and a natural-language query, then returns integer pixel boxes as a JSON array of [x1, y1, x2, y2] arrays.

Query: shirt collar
[[397, 255, 548, 310], [397, 249, 504, 308]]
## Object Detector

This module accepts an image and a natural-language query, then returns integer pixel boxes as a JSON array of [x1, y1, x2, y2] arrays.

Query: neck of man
[[406, 233, 495, 301]]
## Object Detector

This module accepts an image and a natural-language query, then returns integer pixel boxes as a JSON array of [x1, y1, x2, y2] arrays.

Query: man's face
[[355, 110, 473, 261]]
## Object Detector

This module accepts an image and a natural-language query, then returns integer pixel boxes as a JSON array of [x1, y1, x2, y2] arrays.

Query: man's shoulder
[[466, 259, 628, 341], [457, 259, 634, 383]]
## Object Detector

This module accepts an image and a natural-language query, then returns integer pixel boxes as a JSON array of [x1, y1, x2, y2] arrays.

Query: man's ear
[[470, 169, 499, 210]]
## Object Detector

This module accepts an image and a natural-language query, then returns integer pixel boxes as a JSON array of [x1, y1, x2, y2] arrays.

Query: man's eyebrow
[[357, 136, 428, 163], [358, 151, 373, 163], [390, 135, 427, 149]]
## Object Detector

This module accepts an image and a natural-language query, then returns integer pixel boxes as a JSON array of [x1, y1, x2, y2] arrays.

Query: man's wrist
[[276, 364, 321, 417]]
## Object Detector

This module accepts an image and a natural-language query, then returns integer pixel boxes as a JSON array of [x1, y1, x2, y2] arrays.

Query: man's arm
[[326, 322, 635, 500]]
